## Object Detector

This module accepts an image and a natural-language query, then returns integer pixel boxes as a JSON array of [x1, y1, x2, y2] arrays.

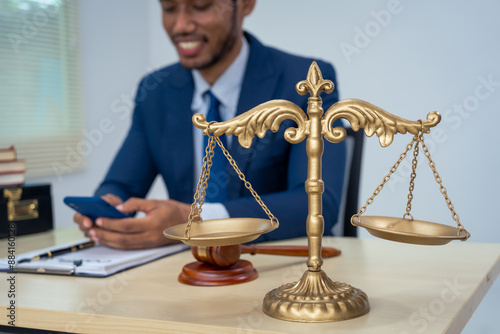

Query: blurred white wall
[[27, 0, 499, 332]]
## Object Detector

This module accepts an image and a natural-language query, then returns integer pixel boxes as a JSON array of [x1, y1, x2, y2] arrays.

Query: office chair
[[332, 126, 364, 237]]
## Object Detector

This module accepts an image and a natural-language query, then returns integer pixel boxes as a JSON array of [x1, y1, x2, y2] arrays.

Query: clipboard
[[0, 238, 189, 277]]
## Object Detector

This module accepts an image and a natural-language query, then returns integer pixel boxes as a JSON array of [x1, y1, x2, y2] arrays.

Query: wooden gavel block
[[178, 244, 342, 286]]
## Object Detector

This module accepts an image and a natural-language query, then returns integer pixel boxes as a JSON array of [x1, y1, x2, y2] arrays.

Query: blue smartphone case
[[63, 196, 129, 221]]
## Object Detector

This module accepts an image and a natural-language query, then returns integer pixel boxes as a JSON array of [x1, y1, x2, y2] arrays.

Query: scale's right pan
[[353, 216, 470, 245]]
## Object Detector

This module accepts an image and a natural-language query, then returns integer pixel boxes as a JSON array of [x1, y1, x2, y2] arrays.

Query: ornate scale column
[[261, 64, 370, 322]]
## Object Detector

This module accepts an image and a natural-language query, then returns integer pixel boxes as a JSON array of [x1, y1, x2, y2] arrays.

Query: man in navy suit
[[74, 0, 346, 249]]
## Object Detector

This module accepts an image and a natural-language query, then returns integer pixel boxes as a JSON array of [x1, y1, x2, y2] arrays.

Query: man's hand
[[73, 194, 124, 237], [86, 198, 191, 249]]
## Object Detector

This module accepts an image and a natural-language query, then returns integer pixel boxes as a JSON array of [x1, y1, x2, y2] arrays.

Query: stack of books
[[0, 146, 25, 186]]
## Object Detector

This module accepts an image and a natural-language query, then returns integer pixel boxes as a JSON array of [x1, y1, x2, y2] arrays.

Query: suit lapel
[[228, 33, 279, 198], [164, 65, 195, 199], [236, 33, 278, 116]]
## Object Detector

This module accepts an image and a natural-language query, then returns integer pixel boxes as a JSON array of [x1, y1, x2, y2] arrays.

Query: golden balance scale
[[164, 62, 470, 323]]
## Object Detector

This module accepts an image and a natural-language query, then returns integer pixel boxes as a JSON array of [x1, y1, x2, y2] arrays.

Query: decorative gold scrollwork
[[193, 100, 308, 148], [321, 99, 441, 147]]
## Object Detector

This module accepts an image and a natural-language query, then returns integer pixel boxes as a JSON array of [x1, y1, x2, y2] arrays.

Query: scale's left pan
[[163, 218, 277, 246]]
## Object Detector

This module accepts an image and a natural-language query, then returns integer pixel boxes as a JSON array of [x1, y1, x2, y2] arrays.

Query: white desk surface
[[0, 228, 499, 334]]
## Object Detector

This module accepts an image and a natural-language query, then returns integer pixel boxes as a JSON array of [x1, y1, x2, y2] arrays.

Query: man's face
[[160, 0, 242, 70]]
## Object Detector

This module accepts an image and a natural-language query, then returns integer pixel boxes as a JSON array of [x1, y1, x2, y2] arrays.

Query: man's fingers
[[73, 213, 83, 227], [101, 193, 123, 206], [73, 213, 93, 230], [117, 197, 159, 214], [88, 228, 137, 249], [88, 227, 168, 250], [82, 199, 189, 250], [82, 216, 93, 229], [94, 217, 144, 233]]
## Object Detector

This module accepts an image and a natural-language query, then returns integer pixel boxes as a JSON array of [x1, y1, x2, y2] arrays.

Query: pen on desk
[[17, 240, 95, 264]]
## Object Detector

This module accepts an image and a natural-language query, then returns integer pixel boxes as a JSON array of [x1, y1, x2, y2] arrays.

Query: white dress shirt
[[190, 37, 250, 220]]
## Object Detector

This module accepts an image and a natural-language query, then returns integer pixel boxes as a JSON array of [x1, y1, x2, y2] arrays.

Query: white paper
[[0, 239, 189, 277]]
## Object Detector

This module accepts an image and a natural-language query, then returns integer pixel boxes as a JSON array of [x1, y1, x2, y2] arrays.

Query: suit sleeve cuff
[[200, 203, 230, 220]]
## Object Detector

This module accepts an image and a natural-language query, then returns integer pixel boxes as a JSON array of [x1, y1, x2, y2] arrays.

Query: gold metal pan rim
[[163, 218, 277, 247], [356, 215, 470, 246]]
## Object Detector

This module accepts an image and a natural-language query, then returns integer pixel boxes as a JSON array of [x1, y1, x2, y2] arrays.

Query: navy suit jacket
[[95, 33, 346, 241]]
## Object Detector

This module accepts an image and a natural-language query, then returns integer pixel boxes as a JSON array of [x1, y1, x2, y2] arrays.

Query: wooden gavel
[[191, 244, 341, 268]]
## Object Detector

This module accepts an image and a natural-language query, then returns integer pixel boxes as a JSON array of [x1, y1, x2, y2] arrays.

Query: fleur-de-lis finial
[[296, 61, 334, 98]]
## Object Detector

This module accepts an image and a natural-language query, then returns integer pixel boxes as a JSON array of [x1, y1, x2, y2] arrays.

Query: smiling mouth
[[179, 41, 201, 49], [176, 40, 205, 57]]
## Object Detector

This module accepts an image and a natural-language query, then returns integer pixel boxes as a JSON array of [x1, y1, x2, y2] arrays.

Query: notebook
[[0, 238, 189, 277]]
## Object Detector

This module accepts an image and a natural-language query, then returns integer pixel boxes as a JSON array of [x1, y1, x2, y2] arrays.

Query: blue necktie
[[204, 91, 228, 202]]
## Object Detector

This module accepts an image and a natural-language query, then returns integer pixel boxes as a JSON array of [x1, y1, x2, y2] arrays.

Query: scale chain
[[214, 135, 279, 226], [404, 133, 420, 220], [185, 133, 279, 239], [185, 136, 217, 239], [353, 136, 417, 221], [418, 133, 466, 233], [352, 128, 467, 237]]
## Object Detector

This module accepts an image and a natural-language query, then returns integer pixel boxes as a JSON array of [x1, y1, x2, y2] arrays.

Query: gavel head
[[191, 245, 241, 268]]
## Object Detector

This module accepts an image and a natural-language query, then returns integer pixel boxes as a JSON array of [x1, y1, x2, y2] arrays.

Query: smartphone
[[63, 196, 130, 221]]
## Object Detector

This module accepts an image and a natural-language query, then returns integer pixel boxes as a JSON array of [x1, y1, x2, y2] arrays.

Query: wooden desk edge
[[444, 253, 500, 334], [2, 307, 283, 334]]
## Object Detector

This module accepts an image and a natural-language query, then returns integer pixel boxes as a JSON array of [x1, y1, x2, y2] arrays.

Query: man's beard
[[195, 26, 239, 70]]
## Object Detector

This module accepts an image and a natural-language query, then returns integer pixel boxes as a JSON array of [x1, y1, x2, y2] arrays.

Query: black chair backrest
[[342, 127, 364, 237]]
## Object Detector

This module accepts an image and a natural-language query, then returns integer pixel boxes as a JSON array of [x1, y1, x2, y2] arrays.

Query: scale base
[[262, 270, 369, 322], [178, 260, 258, 286]]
